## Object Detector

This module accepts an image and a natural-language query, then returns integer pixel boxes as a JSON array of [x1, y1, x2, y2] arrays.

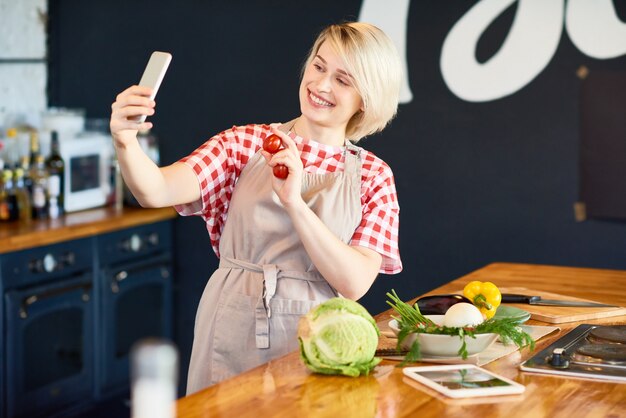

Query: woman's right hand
[[110, 85, 156, 148]]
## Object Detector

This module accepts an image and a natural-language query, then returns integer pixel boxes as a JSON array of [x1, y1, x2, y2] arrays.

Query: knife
[[501, 293, 618, 308]]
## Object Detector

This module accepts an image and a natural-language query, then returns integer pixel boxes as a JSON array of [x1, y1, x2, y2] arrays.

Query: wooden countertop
[[0, 206, 177, 254], [176, 262, 626, 418]]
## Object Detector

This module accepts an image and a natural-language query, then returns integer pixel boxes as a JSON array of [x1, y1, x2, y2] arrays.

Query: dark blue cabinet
[[0, 275, 5, 418], [1, 238, 94, 418], [5, 275, 94, 418], [0, 219, 173, 418], [96, 222, 173, 398]]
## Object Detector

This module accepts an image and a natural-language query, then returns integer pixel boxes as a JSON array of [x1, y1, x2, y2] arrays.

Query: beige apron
[[186, 130, 363, 394]]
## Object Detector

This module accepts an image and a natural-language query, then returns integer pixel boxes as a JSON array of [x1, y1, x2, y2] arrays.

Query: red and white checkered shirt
[[175, 124, 402, 274]]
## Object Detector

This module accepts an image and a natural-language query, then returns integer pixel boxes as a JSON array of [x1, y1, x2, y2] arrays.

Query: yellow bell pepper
[[463, 281, 502, 319]]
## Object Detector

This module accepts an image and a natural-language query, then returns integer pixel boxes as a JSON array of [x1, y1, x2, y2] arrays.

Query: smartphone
[[403, 365, 525, 398], [136, 51, 172, 122]]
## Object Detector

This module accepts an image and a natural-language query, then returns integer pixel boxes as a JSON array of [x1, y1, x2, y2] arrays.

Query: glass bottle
[[0, 166, 12, 222], [30, 155, 48, 220], [13, 167, 32, 222], [2, 168, 19, 221], [131, 339, 178, 418], [6, 127, 19, 168], [20, 155, 33, 200], [46, 131, 65, 215], [29, 130, 41, 166], [138, 129, 160, 165]]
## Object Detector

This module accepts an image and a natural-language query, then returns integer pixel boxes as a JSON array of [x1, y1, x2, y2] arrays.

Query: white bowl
[[388, 317, 498, 357]]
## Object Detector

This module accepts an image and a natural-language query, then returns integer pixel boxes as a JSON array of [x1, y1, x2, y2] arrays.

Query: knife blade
[[501, 293, 618, 308]]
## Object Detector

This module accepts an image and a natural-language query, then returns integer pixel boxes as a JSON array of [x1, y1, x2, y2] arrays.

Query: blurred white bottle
[[131, 339, 178, 418]]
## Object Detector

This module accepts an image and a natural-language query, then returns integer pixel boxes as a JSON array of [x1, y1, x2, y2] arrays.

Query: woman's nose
[[314, 74, 332, 92]]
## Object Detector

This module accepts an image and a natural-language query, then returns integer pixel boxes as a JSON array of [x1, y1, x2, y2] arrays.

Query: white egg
[[442, 303, 484, 328]]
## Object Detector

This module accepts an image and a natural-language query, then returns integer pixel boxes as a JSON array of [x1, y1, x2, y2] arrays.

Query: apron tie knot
[[261, 264, 278, 318], [219, 256, 326, 349]]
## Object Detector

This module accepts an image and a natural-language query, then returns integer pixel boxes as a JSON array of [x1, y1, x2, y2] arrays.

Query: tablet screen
[[403, 365, 525, 398], [414, 368, 511, 390]]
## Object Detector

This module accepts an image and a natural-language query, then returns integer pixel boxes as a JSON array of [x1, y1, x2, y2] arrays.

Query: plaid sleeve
[[174, 125, 263, 256], [350, 153, 402, 274]]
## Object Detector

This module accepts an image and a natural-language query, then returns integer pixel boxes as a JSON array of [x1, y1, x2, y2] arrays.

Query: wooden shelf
[[0, 206, 177, 254]]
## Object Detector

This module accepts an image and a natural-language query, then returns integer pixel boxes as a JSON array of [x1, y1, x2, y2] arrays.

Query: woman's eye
[[337, 78, 349, 86], [313, 63, 324, 72]]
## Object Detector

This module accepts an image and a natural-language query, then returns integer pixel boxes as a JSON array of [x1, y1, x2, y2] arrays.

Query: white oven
[[59, 132, 113, 212]]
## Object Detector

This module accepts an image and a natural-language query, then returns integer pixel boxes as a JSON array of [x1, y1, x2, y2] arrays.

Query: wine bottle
[[29, 130, 41, 166], [46, 131, 65, 214], [30, 155, 48, 220]]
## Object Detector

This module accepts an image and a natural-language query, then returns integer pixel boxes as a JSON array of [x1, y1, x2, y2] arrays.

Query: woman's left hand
[[260, 125, 304, 208]]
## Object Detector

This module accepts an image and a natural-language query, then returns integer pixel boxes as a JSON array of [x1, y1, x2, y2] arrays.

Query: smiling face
[[299, 41, 364, 138]]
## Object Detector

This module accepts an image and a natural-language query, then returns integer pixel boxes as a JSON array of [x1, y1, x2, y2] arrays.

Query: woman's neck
[[292, 117, 346, 147]]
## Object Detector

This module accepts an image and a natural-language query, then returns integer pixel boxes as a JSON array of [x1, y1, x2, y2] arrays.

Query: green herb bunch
[[386, 289, 535, 363]]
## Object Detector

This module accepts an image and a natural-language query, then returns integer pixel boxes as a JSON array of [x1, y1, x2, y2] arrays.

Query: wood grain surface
[[176, 263, 626, 418], [496, 287, 626, 323], [0, 206, 177, 253]]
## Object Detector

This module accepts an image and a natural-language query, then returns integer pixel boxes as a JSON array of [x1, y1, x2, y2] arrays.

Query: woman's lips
[[308, 90, 334, 108]]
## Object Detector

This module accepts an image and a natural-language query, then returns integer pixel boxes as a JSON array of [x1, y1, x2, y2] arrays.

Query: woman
[[110, 21, 403, 394]]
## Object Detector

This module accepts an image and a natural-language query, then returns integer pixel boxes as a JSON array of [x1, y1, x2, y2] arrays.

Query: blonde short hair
[[303, 22, 403, 142]]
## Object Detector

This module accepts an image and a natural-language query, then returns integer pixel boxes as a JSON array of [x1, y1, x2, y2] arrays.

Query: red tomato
[[273, 164, 289, 179], [263, 134, 282, 154]]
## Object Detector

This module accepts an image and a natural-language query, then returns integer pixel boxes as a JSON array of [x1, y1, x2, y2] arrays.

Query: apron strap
[[219, 256, 325, 349], [344, 140, 363, 195], [256, 263, 276, 348]]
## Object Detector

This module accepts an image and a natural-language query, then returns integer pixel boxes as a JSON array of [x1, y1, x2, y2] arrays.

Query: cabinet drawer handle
[[61, 251, 76, 266], [20, 283, 92, 319], [120, 234, 143, 252], [29, 253, 56, 273], [148, 232, 160, 246]]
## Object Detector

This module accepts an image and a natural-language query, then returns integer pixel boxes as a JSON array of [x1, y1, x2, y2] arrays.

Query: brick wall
[[0, 0, 47, 132]]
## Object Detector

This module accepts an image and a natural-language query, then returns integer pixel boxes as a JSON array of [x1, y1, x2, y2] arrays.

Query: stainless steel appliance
[[520, 324, 626, 382]]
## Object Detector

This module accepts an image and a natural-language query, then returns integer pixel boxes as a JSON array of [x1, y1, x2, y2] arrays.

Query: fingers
[[112, 89, 155, 112], [115, 105, 155, 120], [260, 149, 273, 164], [112, 95, 155, 111], [260, 149, 290, 168], [111, 116, 153, 132], [269, 124, 298, 153], [123, 85, 154, 98], [269, 147, 302, 175], [111, 85, 158, 132]]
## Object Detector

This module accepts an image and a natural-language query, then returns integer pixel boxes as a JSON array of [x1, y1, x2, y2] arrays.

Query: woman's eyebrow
[[315, 54, 352, 78], [315, 54, 327, 64]]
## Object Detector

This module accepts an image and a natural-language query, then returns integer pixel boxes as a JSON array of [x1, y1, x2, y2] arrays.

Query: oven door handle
[[110, 264, 171, 293], [20, 282, 92, 319], [111, 270, 129, 293]]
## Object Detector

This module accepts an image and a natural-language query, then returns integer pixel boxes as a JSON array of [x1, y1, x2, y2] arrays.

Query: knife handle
[[501, 294, 541, 304]]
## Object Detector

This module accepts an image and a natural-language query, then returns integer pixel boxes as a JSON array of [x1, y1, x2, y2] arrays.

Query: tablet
[[403, 365, 525, 398]]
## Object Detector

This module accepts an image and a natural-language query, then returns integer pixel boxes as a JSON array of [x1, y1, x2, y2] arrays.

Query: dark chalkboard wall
[[48, 0, 626, 394]]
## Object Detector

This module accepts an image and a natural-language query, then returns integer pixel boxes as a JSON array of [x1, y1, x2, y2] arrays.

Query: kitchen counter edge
[[0, 206, 178, 254]]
